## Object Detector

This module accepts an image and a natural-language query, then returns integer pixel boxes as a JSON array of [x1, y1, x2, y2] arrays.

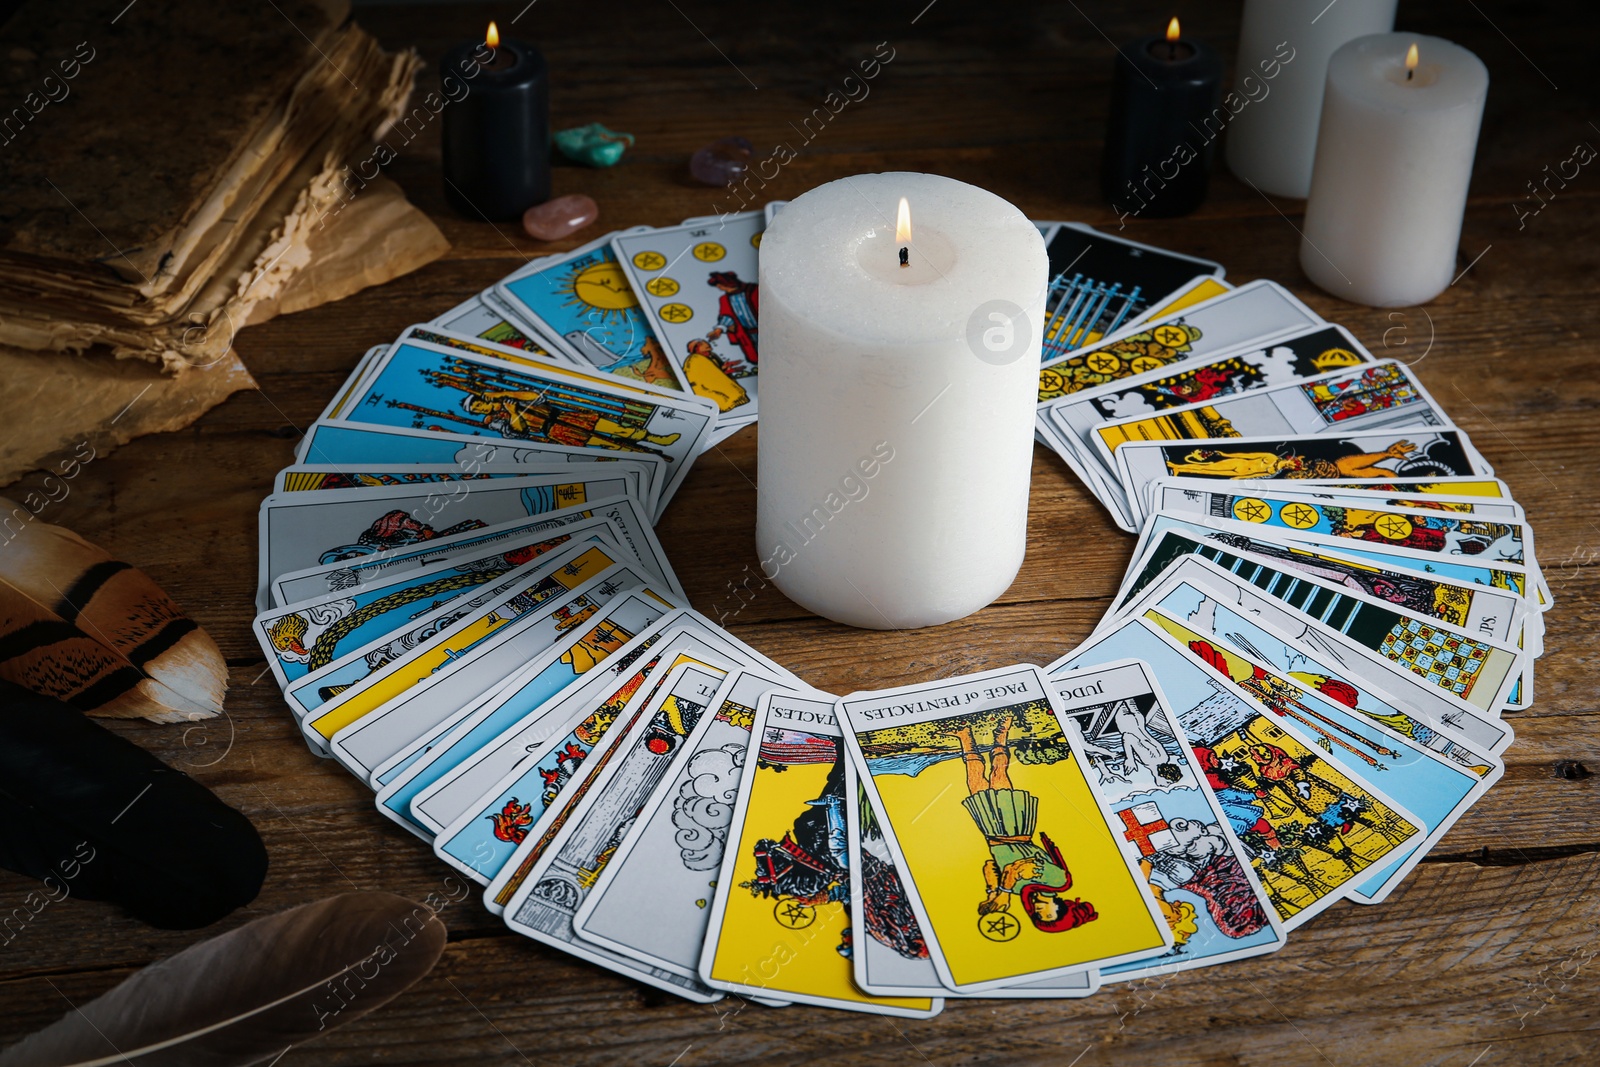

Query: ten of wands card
[[836, 664, 1173, 993]]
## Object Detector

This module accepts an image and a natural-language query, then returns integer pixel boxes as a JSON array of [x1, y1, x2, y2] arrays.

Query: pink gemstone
[[522, 193, 599, 241]]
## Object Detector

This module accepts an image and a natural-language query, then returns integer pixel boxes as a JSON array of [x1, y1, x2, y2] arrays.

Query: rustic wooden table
[[4, 1, 1597, 1063]]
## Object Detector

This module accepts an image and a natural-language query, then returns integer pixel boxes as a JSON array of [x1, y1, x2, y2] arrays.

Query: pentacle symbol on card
[[1129, 355, 1166, 374], [774, 899, 816, 929], [645, 276, 680, 298], [632, 250, 667, 271], [752, 233, 762, 249], [1085, 352, 1122, 375], [1373, 513, 1415, 540], [1232, 497, 1272, 523], [979, 910, 1022, 942], [1278, 501, 1321, 529], [693, 242, 727, 262], [659, 303, 694, 324], [1152, 324, 1190, 348]]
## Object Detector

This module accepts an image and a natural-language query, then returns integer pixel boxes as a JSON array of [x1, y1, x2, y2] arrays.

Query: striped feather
[[0, 501, 224, 722]]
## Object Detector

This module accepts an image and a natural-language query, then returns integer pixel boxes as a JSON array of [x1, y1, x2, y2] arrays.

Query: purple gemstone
[[690, 136, 755, 187]]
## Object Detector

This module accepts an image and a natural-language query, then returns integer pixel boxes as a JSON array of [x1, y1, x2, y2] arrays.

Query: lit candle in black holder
[[441, 21, 551, 220], [1101, 17, 1223, 220]]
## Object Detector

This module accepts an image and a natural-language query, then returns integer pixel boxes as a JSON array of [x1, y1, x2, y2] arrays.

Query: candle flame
[[896, 197, 912, 245], [486, 21, 500, 49], [1166, 17, 1180, 41], [1405, 42, 1419, 72]]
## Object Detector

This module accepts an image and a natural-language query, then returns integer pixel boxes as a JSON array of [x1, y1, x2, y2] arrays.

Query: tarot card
[[253, 517, 620, 693], [374, 608, 703, 839], [284, 540, 652, 725], [572, 668, 799, 982], [429, 294, 556, 359], [1049, 617, 1423, 930], [1289, 476, 1512, 500], [1124, 538, 1525, 713], [763, 201, 787, 225], [1146, 483, 1537, 580], [1037, 223, 1224, 356], [1036, 280, 1322, 404], [273, 462, 651, 505], [1125, 274, 1233, 328], [1137, 605, 1500, 903], [1111, 553, 1521, 720], [378, 609, 787, 840], [501, 662, 735, 1003], [1114, 429, 1491, 529], [397, 324, 688, 402], [1040, 323, 1374, 522], [295, 422, 665, 502], [845, 759, 1101, 1000], [319, 345, 388, 423], [255, 473, 636, 611], [1050, 659, 1286, 980], [698, 690, 940, 1016], [612, 212, 764, 420], [1091, 361, 1454, 481], [1117, 541, 1514, 765], [1121, 514, 1529, 655], [335, 336, 715, 513], [838, 665, 1172, 993], [493, 230, 680, 384], [270, 495, 676, 607], [325, 582, 675, 781], [1160, 479, 1526, 521], [441, 615, 796, 895]]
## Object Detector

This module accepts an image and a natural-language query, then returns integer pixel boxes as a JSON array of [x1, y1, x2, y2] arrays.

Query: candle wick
[[899, 246, 909, 268], [1406, 68, 1413, 81]]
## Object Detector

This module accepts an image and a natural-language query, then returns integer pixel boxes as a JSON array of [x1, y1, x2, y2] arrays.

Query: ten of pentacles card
[[836, 664, 1173, 993], [698, 690, 941, 1016], [1049, 616, 1425, 930], [1049, 658, 1286, 981], [612, 212, 764, 420]]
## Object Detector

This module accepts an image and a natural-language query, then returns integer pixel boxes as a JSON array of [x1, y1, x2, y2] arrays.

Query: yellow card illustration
[[700, 692, 939, 1017], [839, 665, 1172, 992], [1137, 275, 1231, 324], [305, 545, 629, 740]]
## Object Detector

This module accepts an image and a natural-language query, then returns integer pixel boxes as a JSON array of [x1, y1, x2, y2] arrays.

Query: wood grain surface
[[2, 1, 1596, 1064]]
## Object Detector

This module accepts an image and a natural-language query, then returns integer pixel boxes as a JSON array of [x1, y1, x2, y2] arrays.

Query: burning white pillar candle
[[1225, 0, 1397, 199], [755, 172, 1047, 630], [1300, 34, 1489, 307]]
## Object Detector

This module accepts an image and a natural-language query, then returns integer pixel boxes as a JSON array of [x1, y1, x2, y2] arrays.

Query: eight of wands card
[[1049, 617, 1424, 930], [698, 690, 941, 1016], [837, 664, 1172, 993], [1050, 659, 1286, 981], [335, 337, 717, 504], [612, 212, 764, 420], [1036, 280, 1322, 403]]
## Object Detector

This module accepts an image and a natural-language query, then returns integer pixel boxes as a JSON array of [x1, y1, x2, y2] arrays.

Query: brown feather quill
[[0, 892, 447, 1067], [0, 501, 226, 722]]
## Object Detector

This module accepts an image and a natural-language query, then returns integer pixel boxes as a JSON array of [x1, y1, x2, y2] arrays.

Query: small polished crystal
[[689, 136, 754, 186], [522, 193, 600, 241], [553, 123, 634, 167]]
